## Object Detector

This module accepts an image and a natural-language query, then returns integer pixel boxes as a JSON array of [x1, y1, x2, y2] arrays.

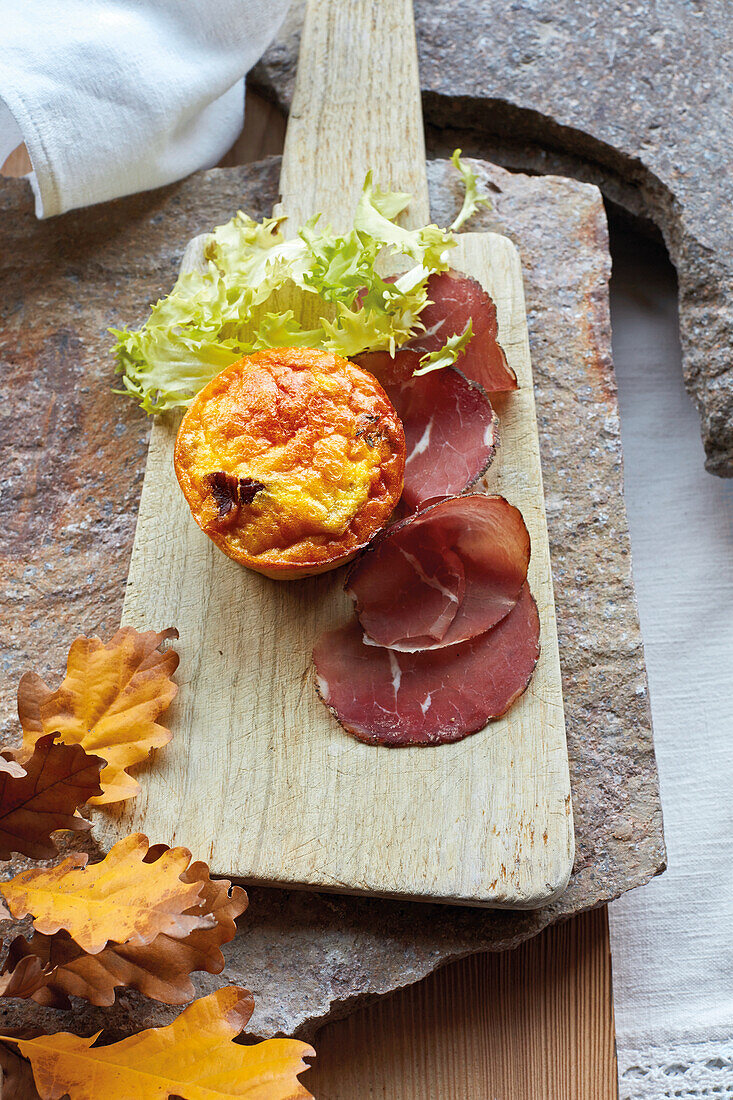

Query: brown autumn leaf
[[18, 626, 179, 804], [0, 955, 49, 1001], [2, 986, 315, 1100], [3, 859, 248, 1007], [0, 833, 213, 955], [0, 735, 102, 861], [0, 1041, 41, 1100]]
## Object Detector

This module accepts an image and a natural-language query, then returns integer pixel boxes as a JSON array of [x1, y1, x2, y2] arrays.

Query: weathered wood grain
[[279, 0, 429, 230], [96, 0, 573, 908], [307, 905, 617, 1100]]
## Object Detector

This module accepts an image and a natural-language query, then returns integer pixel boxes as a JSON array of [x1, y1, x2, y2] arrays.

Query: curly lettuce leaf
[[112, 326, 241, 414], [113, 162, 479, 414], [449, 149, 492, 231], [415, 320, 474, 376], [250, 310, 324, 351]]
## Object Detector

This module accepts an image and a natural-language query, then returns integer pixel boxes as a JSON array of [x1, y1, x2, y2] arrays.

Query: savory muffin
[[174, 347, 405, 578]]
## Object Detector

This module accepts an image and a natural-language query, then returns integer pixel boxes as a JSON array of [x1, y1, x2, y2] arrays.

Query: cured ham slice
[[346, 495, 530, 651], [387, 367, 498, 515], [355, 269, 517, 392], [313, 583, 540, 746]]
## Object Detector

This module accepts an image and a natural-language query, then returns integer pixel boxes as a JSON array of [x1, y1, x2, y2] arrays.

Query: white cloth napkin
[[0, 0, 289, 217], [608, 234, 733, 1098]]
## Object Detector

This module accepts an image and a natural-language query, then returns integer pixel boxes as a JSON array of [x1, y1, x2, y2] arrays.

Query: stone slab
[[252, 0, 733, 478], [0, 157, 664, 1041]]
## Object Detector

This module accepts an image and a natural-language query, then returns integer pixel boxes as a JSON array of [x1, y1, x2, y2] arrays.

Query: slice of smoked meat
[[355, 269, 518, 392], [314, 583, 540, 746], [346, 494, 530, 651], [387, 367, 499, 515]]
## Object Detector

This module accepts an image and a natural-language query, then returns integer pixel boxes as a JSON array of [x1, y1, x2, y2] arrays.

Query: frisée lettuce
[[449, 149, 492, 231], [414, 320, 474, 376], [113, 153, 490, 413]]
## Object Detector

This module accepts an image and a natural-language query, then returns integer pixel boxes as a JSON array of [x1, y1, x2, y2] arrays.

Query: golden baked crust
[[174, 347, 405, 578]]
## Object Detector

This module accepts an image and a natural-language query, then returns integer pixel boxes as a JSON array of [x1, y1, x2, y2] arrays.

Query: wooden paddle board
[[97, 0, 574, 908]]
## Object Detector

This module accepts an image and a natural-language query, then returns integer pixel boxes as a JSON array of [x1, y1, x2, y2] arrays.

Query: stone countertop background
[[0, 155, 664, 1039]]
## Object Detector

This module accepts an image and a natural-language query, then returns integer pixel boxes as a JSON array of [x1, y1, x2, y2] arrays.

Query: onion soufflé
[[174, 348, 406, 578]]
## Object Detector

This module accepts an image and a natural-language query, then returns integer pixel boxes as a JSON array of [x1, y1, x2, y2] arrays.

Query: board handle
[[278, 0, 429, 231]]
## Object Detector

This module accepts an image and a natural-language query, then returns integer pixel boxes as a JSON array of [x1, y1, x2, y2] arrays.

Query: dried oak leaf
[[0, 735, 102, 861], [3, 986, 315, 1100], [18, 626, 179, 805], [4, 858, 248, 1007], [0, 954, 49, 1001], [0, 1041, 41, 1100], [0, 833, 212, 955]]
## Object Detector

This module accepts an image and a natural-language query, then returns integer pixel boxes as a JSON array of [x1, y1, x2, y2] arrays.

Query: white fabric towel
[[0, 0, 289, 217], [608, 234, 733, 1099]]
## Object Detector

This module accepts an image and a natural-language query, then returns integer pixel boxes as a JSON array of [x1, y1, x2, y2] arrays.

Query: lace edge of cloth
[[619, 1036, 733, 1099]]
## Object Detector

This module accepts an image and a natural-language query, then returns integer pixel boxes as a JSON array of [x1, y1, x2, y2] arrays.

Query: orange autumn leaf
[[17, 626, 179, 804], [3, 860, 248, 1008], [0, 735, 103, 861], [4, 986, 315, 1100], [0, 833, 212, 955]]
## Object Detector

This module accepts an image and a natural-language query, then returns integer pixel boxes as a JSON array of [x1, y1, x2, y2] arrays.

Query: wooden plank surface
[[96, 0, 573, 907], [307, 905, 618, 1100], [279, 0, 429, 229]]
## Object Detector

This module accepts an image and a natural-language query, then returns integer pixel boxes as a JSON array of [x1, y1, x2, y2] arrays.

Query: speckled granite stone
[[0, 157, 663, 1042], [252, 0, 733, 477]]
